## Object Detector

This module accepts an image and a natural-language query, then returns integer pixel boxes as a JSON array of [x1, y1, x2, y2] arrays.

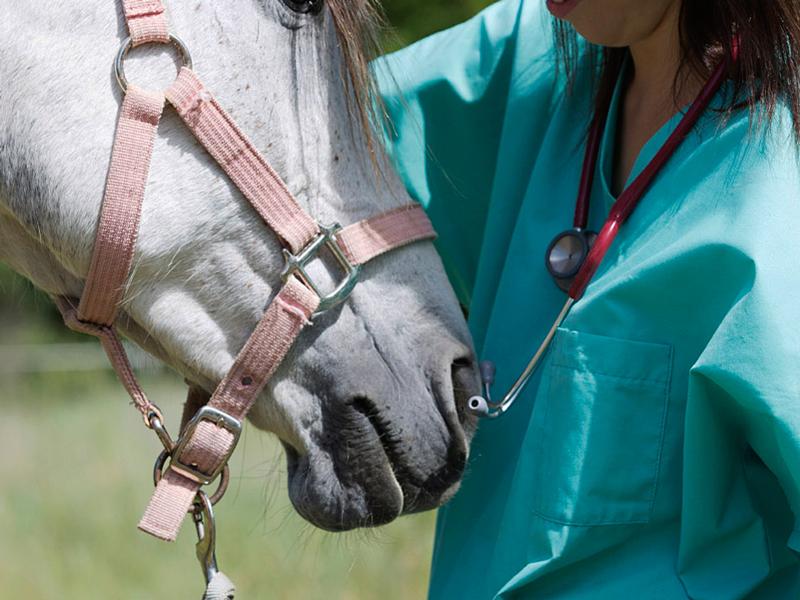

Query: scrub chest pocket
[[531, 328, 673, 526]]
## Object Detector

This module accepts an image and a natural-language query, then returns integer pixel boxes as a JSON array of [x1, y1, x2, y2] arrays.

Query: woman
[[378, 0, 800, 598]]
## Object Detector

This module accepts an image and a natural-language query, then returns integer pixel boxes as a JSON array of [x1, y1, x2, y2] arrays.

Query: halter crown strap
[[64, 1, 436, 545], [123, 0, 170, 47]]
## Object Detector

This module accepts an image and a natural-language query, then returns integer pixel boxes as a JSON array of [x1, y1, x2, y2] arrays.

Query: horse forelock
[[327, 0, 387, 161]]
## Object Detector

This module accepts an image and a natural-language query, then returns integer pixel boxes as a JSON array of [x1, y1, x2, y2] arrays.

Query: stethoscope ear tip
[[467, 395, 492, 418]]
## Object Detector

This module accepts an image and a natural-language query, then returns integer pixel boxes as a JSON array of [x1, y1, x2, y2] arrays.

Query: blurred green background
[[0, 2, 494, 599]]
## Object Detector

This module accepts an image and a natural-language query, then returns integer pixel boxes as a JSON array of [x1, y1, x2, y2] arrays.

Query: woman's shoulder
[[376, 0, 559, 103], [680, 99, 800, 267], [706, 101, 800, 206]]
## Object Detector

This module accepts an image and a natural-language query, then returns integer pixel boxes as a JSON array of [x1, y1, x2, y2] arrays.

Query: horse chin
[[284, 442, 404, 531], [403, 480, 463, 516]]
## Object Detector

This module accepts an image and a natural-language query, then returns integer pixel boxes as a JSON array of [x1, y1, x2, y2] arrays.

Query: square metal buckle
[[169, 406, 242, 485], [280, 224, 361, 317]]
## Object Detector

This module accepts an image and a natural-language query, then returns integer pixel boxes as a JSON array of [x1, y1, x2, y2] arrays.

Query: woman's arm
[[375, 0, 557, 306], [681, 215, 800, 579]]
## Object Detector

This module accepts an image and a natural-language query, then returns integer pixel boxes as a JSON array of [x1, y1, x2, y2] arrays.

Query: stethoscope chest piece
[[545, 228, 597, 292]]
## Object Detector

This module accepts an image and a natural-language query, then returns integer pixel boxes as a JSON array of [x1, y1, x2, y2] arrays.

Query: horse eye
[[281, 0, 324, 15]]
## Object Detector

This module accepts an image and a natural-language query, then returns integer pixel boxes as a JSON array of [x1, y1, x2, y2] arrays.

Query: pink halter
[[57, 0, 435, 565]]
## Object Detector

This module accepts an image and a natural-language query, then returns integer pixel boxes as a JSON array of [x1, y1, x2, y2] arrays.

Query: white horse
[[0, 0, 478, 531]]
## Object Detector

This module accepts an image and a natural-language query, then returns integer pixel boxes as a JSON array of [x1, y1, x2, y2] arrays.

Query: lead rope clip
[[193, 491, 236, 600]]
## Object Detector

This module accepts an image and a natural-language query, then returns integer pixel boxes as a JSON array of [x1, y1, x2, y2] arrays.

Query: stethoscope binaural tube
[[467, 298, 574, 418], [467, 49, 735, 420]]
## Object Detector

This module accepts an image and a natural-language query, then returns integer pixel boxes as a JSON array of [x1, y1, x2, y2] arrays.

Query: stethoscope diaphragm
[[545, 228, 598, 292]]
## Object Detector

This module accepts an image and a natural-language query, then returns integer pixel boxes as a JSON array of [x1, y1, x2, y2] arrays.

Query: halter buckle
[[169, 406, 242, 485], [281, 224, 361, 317]]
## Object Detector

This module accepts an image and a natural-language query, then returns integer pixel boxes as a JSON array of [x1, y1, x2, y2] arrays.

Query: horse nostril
[[452, 355, 474, 369], [451, 354, 480, 414]]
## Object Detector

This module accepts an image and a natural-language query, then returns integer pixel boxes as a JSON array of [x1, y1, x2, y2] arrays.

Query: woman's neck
[[629, 10, 680, 105], [612, 1, 705, 195]]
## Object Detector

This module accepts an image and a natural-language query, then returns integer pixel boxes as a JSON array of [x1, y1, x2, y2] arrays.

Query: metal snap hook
[[194, 492, 236, 599], [193, 491, 219, 585]]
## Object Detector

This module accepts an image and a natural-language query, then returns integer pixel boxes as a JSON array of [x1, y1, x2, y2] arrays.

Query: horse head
[[0, 0, 479, 531]]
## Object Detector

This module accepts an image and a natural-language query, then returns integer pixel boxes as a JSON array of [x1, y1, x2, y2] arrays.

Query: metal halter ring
[[153, 449, 230, 507], [114, 34, 193, 93]]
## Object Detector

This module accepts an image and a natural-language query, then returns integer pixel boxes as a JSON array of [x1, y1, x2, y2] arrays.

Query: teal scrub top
[[376, 1, 800, 598]]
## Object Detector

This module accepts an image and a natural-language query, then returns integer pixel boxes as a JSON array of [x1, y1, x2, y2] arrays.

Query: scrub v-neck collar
[[597, 57, 696, 215]]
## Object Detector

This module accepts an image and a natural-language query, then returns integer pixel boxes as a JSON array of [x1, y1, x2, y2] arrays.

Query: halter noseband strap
[[58, 0, 436, 547]]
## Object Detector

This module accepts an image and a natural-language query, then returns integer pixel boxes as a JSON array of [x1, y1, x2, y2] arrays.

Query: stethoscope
[[468, 50, 735, 418]]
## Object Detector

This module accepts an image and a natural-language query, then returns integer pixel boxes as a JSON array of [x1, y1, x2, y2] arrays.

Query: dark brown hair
[[554, 1, 800, 142]]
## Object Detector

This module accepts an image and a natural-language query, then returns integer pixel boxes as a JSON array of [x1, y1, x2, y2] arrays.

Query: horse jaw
[[0, 0, 480, 531]]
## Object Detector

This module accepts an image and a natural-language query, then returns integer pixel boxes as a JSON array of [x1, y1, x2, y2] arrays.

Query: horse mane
[[327, 0, 387, 161]]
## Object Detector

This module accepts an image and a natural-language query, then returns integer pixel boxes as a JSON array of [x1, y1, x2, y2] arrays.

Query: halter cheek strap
[[58, 0, 436, 548], [140, 276, 320, 541]]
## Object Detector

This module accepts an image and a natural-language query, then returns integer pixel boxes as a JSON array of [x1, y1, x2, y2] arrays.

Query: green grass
[[383, 0, 496, 50], [0, 372, 436, 599]]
